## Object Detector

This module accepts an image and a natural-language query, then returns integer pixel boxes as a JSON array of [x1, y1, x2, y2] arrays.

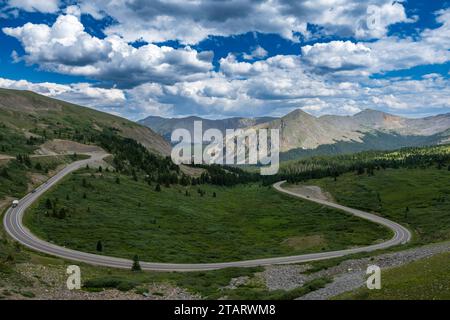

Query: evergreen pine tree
[[131, 255, 141, 271], [45, 198, 52, 209], [96, 240, 103, 252]]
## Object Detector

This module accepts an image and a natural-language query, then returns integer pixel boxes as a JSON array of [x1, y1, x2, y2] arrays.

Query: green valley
[[24, 168, 391, 263]]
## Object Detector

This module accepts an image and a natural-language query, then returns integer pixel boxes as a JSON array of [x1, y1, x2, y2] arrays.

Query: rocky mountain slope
[[254, 109, 450, 153], [139, 108, 450, 160]]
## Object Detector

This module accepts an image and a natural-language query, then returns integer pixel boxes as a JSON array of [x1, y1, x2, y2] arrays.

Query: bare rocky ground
[[257, 241, 450, 300], [179, 164, 207, 177], [35, 139, 105, 156], [1, 262, 199, 300]]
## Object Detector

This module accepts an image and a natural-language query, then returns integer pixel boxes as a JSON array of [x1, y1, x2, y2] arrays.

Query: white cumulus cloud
[[76, 0, 412, 44], [302, 41, 374, 72], [3, 13, 214, 87], [8, 0, 60, 13], [243, 46, 268, 60]]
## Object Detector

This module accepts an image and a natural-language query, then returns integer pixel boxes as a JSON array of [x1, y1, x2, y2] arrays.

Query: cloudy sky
[[0, 0, 449, 120]]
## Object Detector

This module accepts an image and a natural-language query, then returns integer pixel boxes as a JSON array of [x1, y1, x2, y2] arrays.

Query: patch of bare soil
[[0, 154, 14, 160], [120, 125, 171, 156], [28, 173, 48, 190], [282, 235, 326, 250], [26, 162, 68, 192], [179, 164, 207, 177], [23, 131, 42, 139], [36, 139, 105, 155], [92, 123, 102, 131], [284, 184, 334, 202]]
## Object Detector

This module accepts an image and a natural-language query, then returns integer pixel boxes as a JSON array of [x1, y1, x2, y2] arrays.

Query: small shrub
[[132, 255, 141, 271], [83, 277, 138, 292]]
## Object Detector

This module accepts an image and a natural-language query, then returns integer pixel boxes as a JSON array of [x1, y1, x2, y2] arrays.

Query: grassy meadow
[[335, 252, 450, 300], [307, 167, 450, 244], [24, 168, 391, 263]]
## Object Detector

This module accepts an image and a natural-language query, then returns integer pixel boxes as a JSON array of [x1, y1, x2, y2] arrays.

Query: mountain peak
[[354, 108, 387, 116], [283, 108, 315, 120], [352, 109, 401, 123]]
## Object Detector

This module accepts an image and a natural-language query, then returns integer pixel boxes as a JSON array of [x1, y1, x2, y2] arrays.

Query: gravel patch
[[262, 264, 311, 291], [223, 276, 250, 290]]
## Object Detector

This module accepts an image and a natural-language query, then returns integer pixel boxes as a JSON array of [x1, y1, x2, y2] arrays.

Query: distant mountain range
[[139, 109, 450, 160], [7, 85, 448, 163], [138, 115, 276, 141]]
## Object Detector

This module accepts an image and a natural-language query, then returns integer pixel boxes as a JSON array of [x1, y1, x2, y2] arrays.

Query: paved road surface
[[3, 156, 411, 271]]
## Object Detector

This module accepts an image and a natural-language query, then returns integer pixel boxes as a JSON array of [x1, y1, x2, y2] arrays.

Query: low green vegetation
[[82, 266, 262, 298], [269, 144, 450, 186], [80, 264, 330, 299], [221, 277, 332, 300], [1, 204, 262, 299], [0, 124, 40, 155], [0, 212, 32, 293], [0, 152, 89, 297], [335, 252, 450, 300], [2, 206, 259, 300], [0, 88, 160, 149], [0, 154, 87, 199], [25, 168, 391, 263], [309, 167, 450, 244]]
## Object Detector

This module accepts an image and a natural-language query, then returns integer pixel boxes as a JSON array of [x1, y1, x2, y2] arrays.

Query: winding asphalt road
[[3, 155, 411, 271]]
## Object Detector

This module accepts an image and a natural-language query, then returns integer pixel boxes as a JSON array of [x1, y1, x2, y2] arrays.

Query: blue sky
[[0, 0, 449, 120]]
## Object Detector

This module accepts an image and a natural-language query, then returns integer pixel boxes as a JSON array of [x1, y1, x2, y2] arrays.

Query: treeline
[[71, 128, 258, 187], [276, 145, 450, 184], [190, 164, 260, 186], [91, 128, 261, 187], [30, 125, 180, 185], [95, 129, 180, 184], [23, 124, 450, 189], [24, 125, 261, 187]]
